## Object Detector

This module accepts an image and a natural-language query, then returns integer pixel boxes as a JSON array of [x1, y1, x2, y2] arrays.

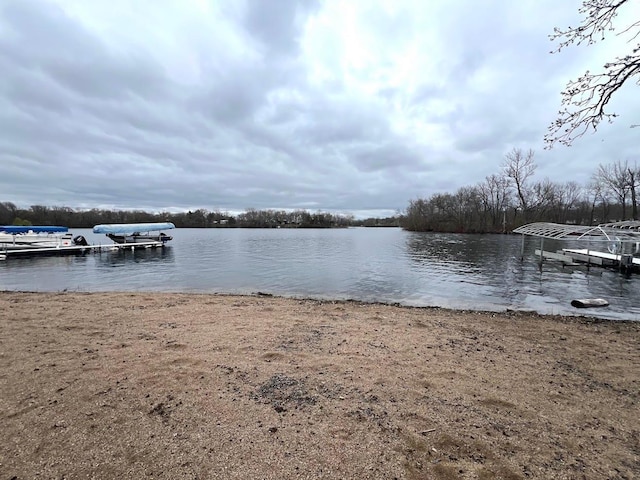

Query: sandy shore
[[0, 292, 638, 479]]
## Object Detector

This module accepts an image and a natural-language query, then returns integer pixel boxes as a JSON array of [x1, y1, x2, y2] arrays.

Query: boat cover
[[93, 222, 175, 234], [0, 226, 68, 233]]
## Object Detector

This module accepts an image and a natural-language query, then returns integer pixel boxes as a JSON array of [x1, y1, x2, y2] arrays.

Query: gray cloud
[[0, 0, 638, 217], [243, 0, 320, 56]]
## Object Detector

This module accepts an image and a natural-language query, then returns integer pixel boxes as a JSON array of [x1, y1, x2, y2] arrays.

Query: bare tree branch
[[546, 0, 639, 147], [550, 1, 627, 48]]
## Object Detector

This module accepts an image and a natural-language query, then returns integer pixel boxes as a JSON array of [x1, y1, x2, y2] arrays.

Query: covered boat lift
[[93, 222, 175, 245], [513, 221, 640, 273], [92, 222, 175, 236], [1, 223, 175, 260]]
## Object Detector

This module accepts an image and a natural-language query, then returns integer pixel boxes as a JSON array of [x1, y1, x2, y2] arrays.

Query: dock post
[[538, 238, 544, 271], [520, 234, 525, 261]]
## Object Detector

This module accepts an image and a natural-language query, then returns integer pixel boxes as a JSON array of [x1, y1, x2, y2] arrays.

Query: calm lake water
[[1, 227, 639, 321]]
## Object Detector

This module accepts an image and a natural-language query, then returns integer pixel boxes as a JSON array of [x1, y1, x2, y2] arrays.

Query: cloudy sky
[[1, 0, 639, 217]]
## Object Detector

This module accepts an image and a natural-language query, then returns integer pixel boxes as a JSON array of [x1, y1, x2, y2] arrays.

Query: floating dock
[[0, 240, 167, 260], [536, 248, 640, 272], [563, 248, 640, 268]]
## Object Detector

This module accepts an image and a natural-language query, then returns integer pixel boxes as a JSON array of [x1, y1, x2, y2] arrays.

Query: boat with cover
[[0, 226, 85, 251], [93, 222, 175, 246]]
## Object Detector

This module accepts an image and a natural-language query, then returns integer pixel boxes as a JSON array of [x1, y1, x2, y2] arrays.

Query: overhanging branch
[[546, 0, 639, 147]]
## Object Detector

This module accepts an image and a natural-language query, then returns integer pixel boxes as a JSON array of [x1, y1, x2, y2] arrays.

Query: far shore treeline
[[0, 203, 400, 229], [403, 150, 639, 233], [2, 150, 638, 233]]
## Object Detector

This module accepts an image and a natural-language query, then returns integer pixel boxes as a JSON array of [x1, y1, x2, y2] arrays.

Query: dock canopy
[[513, 222, 640, 243], [93, 222, 175, 235], [1, 226, 68, 233]]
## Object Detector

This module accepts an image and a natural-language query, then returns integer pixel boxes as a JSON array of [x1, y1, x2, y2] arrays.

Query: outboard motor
[[73, 235, 88, 246]]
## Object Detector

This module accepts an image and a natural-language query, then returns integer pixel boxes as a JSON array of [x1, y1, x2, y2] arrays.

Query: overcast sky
[[1, 0, 639, 218]]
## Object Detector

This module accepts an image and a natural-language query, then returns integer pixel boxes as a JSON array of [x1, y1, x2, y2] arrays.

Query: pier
[[0, 240, 167, 260], [515, 221, 640, 274], [535, 248, 640, 272]]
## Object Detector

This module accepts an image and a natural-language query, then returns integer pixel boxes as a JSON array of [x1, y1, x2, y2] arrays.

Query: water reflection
[[95, 247, 175, 267], [1, 228, 639, 320], [405, 232, 520, 269], [402, 231, 640, 319], [1, 252, 89, 270]]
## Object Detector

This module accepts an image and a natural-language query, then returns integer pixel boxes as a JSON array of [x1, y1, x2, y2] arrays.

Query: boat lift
[[1, 222, 175, 261], [513, 221, 640, 273]]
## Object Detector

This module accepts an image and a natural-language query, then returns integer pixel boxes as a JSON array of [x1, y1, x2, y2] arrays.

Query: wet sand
[[1, 292, 638, 479]]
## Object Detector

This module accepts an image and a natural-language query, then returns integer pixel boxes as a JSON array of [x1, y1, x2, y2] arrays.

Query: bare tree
[[528, 178, 558, 220], [0, 201, 17, 225], [584, 179, 610, 224], [502, 148, 536, 220], [478, 174, 512, 231], [545, 0, 640, 147], [549, 181, 583, 223], [595, 160, 632, 219], [452, 186, 484, 232], [627, 161, 639, 219]]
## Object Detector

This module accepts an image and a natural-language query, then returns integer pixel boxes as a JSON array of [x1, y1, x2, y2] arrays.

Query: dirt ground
[[0, 291, 638, 479]]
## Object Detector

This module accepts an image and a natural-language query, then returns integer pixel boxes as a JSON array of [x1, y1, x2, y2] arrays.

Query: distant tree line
[[402, 148, 640, 233], [0, 203, 400, 229]]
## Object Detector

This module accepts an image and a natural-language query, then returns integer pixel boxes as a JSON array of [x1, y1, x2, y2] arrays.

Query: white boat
[[0, 226, 78, 251], [93, 222, 175, 247]]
